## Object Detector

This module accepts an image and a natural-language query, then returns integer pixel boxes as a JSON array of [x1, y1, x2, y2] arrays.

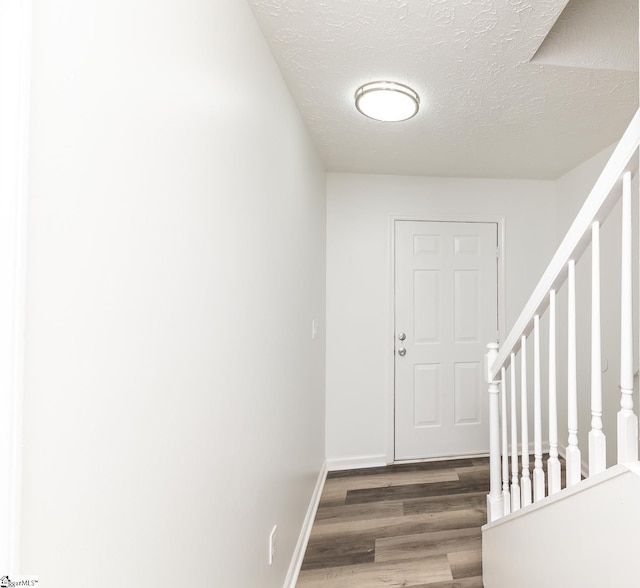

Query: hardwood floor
[[296, 457, 488, 588]]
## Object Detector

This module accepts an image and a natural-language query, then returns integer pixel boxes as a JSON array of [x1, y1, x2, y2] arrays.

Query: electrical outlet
[[268, 525, 277, 565]]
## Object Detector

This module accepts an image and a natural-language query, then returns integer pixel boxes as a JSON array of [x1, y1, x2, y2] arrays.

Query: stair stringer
[[482, 462, 640, 588]]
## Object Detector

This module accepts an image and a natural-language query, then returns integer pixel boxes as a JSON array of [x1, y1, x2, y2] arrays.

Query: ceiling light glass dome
[[355, 81, 420, 122]]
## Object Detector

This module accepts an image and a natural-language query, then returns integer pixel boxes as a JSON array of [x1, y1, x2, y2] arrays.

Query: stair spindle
[[589, 221, 606, 476], [520, 336, 532, 506], [566, 259, 581, 486], [501, 367, 510, 515], [533, 315, 545, 501], [510, 355, 521, 512], [618, 171, 638, 464], [547, 289, 561, 494]]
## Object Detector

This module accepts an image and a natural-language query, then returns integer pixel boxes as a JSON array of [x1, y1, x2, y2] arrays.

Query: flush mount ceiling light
[[355, 81, 420, 122]]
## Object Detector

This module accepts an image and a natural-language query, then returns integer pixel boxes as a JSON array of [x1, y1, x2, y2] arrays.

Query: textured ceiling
[[247, 0, 638, 179], [533, 0, 638, 72]]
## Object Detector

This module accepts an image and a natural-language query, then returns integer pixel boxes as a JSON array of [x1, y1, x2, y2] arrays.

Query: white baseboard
[[283, 461, 327, 588], [326, 454, 388, 471]]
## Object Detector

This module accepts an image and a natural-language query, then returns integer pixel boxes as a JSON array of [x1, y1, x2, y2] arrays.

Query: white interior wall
[[483, 464, 640, 588], [22, 1, 326, 587], [0, 0, 31, 572], [17, 1, 637, 583], [326, 174, 557, 466]]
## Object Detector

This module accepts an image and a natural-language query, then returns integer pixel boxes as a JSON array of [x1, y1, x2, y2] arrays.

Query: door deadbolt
[[398, 332, 406, 341]]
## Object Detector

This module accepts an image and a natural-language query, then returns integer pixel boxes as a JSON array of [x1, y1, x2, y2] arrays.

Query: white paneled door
[[394, 220, 498, 460]]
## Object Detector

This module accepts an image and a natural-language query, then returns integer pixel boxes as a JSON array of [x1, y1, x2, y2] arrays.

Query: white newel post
[[520, 336, 532, 506], [589, 221, 606, 476], [618, 171, 638, 463], [533, 315, 545, 501], [486, 342, 503, 522], [500, 367, 510, 515], [547, 290, 561, 494], [566, 260, 582, 486]]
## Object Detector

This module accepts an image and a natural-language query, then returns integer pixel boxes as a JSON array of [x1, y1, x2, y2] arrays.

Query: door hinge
[[496, 247, 500, 259]]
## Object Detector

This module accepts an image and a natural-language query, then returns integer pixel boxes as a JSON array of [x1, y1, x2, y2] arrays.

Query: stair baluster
[[501, 367, 511, 515], [547, 289, 561, 494], [510, 354, 521, 512], [532, 315, 545, 501], [566, 260, 581, 487], [520, 337, 532, 506], [618, 171, 638, 464], [589, 221, 606, 476]]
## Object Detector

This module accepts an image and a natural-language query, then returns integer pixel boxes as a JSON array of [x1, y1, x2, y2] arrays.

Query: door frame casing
[[387, 214, 506, 464]]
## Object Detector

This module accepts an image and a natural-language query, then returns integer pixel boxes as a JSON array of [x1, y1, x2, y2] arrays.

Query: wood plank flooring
[[296, 457, 488, 588]]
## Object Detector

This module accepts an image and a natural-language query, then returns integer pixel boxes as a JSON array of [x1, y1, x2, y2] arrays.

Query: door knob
[[398, 332, 406, 341], [398, 347, 406, 356]]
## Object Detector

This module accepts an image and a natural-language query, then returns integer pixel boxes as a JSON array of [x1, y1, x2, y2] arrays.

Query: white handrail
[[484, 107, 640, 525], [489, 109, 640, 381]]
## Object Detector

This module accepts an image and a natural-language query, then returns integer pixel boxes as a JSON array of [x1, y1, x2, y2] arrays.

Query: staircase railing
[[485, 108, 640, 523]]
